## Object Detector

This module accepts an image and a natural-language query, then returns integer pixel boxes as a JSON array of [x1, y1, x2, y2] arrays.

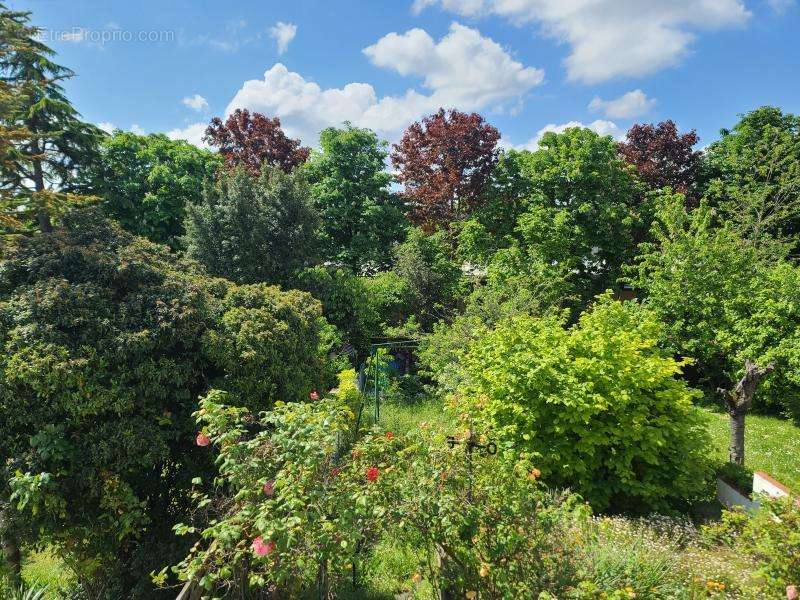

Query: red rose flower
[[309, 390, 319, 400], [262, 480, 275, 497], [195, 432, 210, 447], [366, 466, 379, 482], [385, 431, 394, 440]]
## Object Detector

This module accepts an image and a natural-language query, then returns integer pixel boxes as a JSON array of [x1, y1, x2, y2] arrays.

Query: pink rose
[[262, 480, 275, 497], [251, 536, 275, 557], [195, 432, 210, 447], [787, 585, 797, 600], [309, 391, 319, 400]]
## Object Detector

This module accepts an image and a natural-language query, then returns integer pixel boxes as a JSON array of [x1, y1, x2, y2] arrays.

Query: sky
[[11, 0, 800, 151]]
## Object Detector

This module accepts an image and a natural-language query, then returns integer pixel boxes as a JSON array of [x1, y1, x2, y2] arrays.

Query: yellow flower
[[466, 592, 477, 600], [479, 563, 490, 578], [411, 572, 422, 584]]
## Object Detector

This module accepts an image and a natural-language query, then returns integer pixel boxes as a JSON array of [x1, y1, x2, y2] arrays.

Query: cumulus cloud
[[182, 94, 210, 112], [97, 121, 116, 134], [167, 122, 209, 147], [269, 22, 297, 54], [413, 0, 749, 83], [588, 89, 656, 119], [506, 119, 624, 152], [225, 23, 544, 146]]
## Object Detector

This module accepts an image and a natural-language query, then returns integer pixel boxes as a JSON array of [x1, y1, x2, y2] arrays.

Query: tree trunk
[[729, 408, 746, 465], [0, 504, 22, 584], [720, 359, 775, 468]]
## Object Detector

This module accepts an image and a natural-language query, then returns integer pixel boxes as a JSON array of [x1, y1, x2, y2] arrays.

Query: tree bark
[[0, 503, 22, 584], [720, 359, 774, 466], [729, 409, 746, 466]]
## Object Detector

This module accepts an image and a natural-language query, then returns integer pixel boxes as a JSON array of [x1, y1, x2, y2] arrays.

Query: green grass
[[374, 399, 454, 436], [703, 407, 800, 492]]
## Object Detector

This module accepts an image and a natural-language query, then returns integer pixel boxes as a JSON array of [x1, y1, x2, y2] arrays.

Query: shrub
[[168, 382, 589, 599], [456, 296, 711, 513], [0, 209, 329, 597]]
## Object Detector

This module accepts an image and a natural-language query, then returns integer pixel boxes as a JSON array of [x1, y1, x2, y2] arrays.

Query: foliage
[[618, 120, 703, 205], [0, 3, 101, 233], [184, 165, 319, 286], [306, 124, 407, 273], [701, 497, 800, 596], [0, 209, 329, 597], [203, 108, 309, 175], [705, 106, 800, 253], [629, 194, 800, 418], [508, 127, 643, 305], [295, 265, 382, 362], [169, 387, 589, 599], [392, 109, 500, 231], [72, 131, 221, 248], [456, 296, 711, 513], [166, 389, 400, 597], [391, 227, 466, 331]]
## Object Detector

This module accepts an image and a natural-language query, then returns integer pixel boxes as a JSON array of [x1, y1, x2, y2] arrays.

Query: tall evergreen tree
[[0, 2, 100, 233]]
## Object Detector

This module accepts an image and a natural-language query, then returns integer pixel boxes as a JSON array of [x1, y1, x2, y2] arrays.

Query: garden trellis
[[359, 339, 418, 424]]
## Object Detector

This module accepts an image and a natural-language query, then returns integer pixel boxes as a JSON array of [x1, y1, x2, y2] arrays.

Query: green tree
[[184, 165, 319, 286], [705, 106, 800, 254], [457, 296, 711, 513], [629, 194, 800, 422], [391, 227, 465, 331], [73, 131, 221, 248], [306, 124, 407, 273], [0, 209, 330, 596], [498, 128, 642, 308], [0, 3, 100, 233]]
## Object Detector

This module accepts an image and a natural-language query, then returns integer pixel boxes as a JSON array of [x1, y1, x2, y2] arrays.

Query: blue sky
[[11, 0, 800, 150]]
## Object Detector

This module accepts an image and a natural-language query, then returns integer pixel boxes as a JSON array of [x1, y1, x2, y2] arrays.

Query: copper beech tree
[[618, 120, 703, 206], [204, 108, 309, 175], [392, 108, 500, 231]]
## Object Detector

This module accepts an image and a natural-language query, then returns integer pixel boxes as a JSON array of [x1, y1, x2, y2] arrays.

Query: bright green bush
[[457, 296, 711, 513], [0, 209, 330, 597]]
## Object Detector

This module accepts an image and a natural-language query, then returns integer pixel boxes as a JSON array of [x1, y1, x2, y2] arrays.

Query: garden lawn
[[703, 407, 800, 492]]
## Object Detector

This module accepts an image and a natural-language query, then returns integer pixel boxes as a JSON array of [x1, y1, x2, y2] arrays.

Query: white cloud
[[413, 0, 749, 83], [506, 119, 623, 152], [363, 22, 544, 110], [588, 89, 656, 119], [167, 123, 209, 148], [182, 94, 210, 112], [224, 23, 544, 147], [130, 123, 146, 135], [766, 0, 795, 13], [269, 22, 297, 54], [97, 121, 116, 134]]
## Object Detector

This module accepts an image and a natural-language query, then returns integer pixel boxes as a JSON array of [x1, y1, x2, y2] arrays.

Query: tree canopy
[[73, 131, 221, 248], [392, 109, 500, 231], [306, 124, 407, 273], [204, 109, 309, 175]]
